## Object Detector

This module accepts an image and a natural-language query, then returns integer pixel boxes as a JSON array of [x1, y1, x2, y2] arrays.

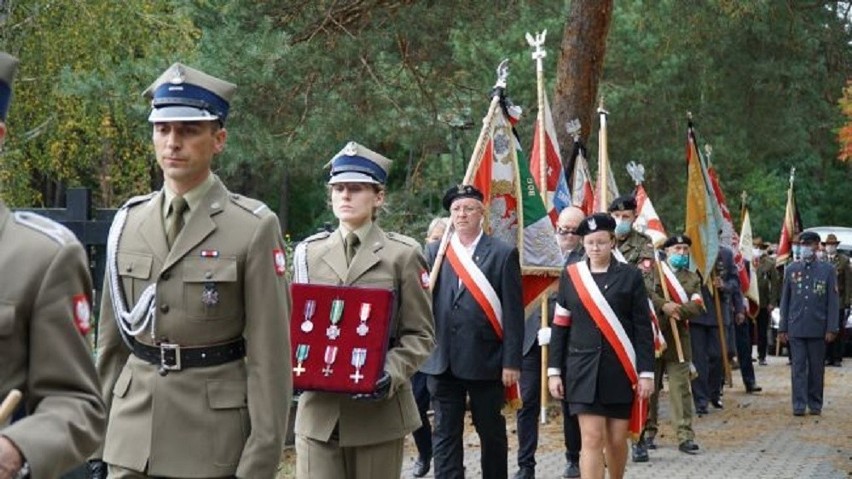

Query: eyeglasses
[[450, 205, 481, 215], [556, 227, 578, 236]]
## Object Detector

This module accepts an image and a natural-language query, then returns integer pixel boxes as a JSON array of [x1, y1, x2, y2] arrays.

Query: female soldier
[[547, 213, 655, 479], [292, 141, 434, 479]]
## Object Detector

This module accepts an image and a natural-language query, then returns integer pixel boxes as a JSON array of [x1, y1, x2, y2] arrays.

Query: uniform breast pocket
[[183, 257, 240, 321], [117, 252, 154, 302]]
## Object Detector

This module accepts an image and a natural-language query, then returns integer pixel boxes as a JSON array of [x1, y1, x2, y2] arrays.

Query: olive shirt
[[755, 254, 781, 308], [0, 201, 106, 479], [616, 229, 655, 266], [652, 267, 703, 362]]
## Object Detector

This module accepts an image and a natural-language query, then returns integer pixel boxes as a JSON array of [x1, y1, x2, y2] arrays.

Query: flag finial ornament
[[494, 59, 509, 89], [525, 30, 547, 63], [626, 161, 645, 185]]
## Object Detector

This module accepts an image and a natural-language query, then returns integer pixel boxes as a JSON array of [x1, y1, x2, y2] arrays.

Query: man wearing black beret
[[422, 184, 523, 479]]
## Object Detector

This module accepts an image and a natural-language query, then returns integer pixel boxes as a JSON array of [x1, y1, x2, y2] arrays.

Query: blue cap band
[[152, 82, 230, 121], [330, 155, 388, 184], [0, 82, 11, 121]]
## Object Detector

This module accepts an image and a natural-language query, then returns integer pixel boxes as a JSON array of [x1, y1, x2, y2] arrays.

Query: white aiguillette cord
[[106, 207, 158, 344]]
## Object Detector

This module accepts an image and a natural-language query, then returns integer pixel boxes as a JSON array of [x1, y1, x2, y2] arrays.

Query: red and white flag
[[634, 184, 667, 247]]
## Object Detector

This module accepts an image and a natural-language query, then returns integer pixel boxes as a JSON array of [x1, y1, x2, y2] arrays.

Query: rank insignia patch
[[420, 269, 430, 289]]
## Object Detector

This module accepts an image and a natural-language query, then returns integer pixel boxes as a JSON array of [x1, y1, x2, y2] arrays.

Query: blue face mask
[[792, 245, 801, 257], [614, 220, 632, 237], [799, 245, 815, 261], [668, 253, 690, 270]]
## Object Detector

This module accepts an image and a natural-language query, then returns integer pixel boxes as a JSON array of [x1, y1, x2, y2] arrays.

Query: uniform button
[[205, 271, 213, 279], [160, 303, 170, 313], [125, 265, 133, 273], [161, 271, 171, 280]]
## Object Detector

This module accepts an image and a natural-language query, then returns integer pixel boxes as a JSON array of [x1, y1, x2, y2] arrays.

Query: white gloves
[[537, 327, 552, 346]]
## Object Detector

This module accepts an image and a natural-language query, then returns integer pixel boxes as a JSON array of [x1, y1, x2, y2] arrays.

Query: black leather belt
[[130, 337, 246, 375]]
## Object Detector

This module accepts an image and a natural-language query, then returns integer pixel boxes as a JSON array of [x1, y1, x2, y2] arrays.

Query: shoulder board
[[301, 230, 332, 244], [12, 211, 78, 246], [228, 193, 272, 218], [387, 232, 421, 249], [120, 192, 157, 210]]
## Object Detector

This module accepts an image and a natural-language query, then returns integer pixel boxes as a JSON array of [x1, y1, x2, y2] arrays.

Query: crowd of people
[[0, 53, 848, 479]]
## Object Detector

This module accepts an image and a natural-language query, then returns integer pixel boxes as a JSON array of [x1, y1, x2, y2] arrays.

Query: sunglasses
[[556, 227, 578, 236]]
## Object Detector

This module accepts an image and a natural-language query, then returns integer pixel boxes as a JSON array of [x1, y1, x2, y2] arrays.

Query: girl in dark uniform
[[547, 213, 655, 479]]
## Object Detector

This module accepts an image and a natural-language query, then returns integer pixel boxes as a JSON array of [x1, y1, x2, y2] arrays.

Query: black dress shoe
[[696, 405, 709, 416], [746, 384, 763, 393], [758, 358, 768, 366], [646, 435, 657, 450], [511, 466, 535, 479], [793, 411, 805, 417], [809, 410, 821, 416], [412, 455, 431, 478], [563, 462, 580, 478], [711, 399, 723, 409], [632, 439, 649, 463], [678, 440, 699, 454]]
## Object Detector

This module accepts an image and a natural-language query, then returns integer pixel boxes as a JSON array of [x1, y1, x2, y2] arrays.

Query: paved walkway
[[402, 352, 852, 478]]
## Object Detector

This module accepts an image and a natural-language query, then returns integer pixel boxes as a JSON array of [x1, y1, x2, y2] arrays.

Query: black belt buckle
[[159, 342, 182, 375]]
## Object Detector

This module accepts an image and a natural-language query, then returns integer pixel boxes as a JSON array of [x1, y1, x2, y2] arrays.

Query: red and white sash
[[566, 261, 646, 439], [660, 262, 704, 306], [647, 298, 667, 358], [445, 234, 503, 339]]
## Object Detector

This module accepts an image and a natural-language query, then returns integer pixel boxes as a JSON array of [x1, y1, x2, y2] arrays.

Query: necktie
[[345, 232, 360, 266], [167, 196, 188, 248]]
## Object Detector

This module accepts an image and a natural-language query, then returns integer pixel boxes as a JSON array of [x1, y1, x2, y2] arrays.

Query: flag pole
[[0, 389, 22, 424], [656, 261, 686, 363], [429, 60, 510, 289], [527, 29, 551, 425], [597, 98, 609, 212]]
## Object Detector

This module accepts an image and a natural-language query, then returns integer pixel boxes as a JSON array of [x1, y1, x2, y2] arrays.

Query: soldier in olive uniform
[[648, 235, 703, 454], [753, 237, 780, 365], [291, 142, 435, 479], [822, 234, 849, 366], [609, 195, 656, 462], [609, 195, 655, 268], [0, 51, 106, 479], [93, 64, 292, 478], [779, 231, 839, 415]]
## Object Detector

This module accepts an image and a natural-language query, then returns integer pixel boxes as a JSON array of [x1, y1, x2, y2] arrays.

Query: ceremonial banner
[[684, 122, 720, 281], [776, 168, 802, 267], [470, 99, 563, 310], [290, 283, 394, 394], [739, 209, 761, 317], [627, 162, 667, 246], [707, 164, 750, 295], [569, 139, 595, 215], [530, 90, 571, 222]]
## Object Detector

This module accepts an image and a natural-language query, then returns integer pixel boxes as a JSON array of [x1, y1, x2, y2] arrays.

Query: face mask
[[668, 253, 690, 270], [792, 245, 801, 258], [614, 220, 632, 237], [799, 245, 814, 261], [815, 250, 826, 261], [753, 248, 764, 258], [825, 245, 838, 255]]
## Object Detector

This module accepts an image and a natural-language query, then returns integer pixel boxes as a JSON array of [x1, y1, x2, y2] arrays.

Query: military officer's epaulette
[[228, 193, 272, 218], [12, 211, 78, 246], [387, 232, 421, 249], [120, 192, 157, 210], [301, 230, 332, 244]]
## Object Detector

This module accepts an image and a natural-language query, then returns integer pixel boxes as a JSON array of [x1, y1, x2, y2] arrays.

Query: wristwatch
[[13, 461, 30, 479]]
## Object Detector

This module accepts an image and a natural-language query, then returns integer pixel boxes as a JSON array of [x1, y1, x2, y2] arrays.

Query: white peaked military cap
[[0, 52, 19, 121], [143, 62, 236, 123], [325, 141, 393, 185]]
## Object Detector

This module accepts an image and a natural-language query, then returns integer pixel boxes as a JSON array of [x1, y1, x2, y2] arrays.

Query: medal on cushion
[[356, 303, 371, 336], [322, 345, 338, 376], [293, 344, 309, 376], [301, 299, 316, 333], [327, 299, 344, 339], [350, 347, 367, 383], [201, 282, 219, 307]]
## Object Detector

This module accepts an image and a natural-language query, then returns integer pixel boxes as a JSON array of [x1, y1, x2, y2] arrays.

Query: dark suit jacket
[[421, 233, 523, 380], [692, 246, 740, 327], [548, 258, 654, 405]]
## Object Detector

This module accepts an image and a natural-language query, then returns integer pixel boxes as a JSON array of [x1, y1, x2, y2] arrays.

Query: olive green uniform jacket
[[96, 177, 292, 478], [0, 202, 106, 478]]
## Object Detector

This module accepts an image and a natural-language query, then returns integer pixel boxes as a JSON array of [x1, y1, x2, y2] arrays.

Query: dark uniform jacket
[[779, 259, 840, 338], [421, 233, 524, 380], [755, 255, 781, 308], [0, 202, 106, 479], [827, 253, 850, 309], [548, 258, 654, 405], [96, 177, 292, 478], [692, 247, 740, 327]]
